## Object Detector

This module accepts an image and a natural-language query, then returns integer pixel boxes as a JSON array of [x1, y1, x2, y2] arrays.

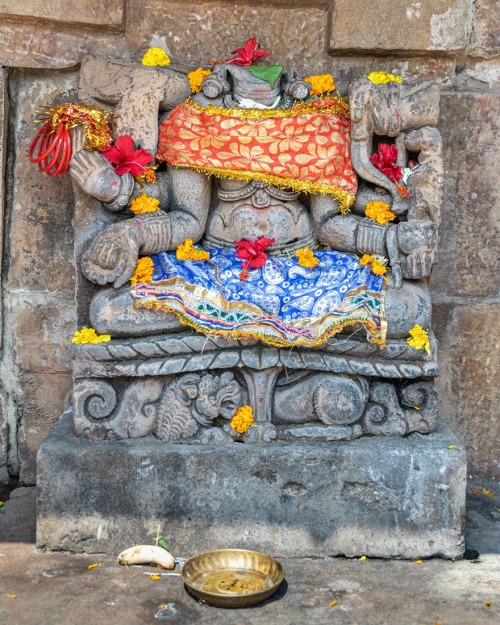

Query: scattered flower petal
[[359, 254, 387, 276], [150, 574, 161, 581], [358, 555, 367, 561], [471, 488, 479, 494], [448, 445, 458, 450], [230, 405, 254, 434], [329, 600, 338, 607], [87, 563, 100, 570], [482, 487, 496, 499], [485, 600, 492, 607], [414, 560, 423, 564]]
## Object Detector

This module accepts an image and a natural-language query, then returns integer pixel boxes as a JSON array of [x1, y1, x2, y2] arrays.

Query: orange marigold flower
[[304, 74, 335, 97], [407, 324, 430, 356], [72, 326, 111, 344], [130, 191, 160, 214], [176, 238, 210, 261], [130, 257, 154, 284], [365, 200, 396, 225], [230, 405, 254, 434], [359, 254, 387, 276], [295, 246, 319, 268], [188, 68, 212, 93]]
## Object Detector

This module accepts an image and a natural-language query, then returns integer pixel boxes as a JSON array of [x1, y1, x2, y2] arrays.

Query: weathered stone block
[[329, 0, 471, 53], [431, 90, 500, 298], [18, 373, 72, 484], [469, 0, 500, 57], [37, 410, 466, 559], [433, 303, 500, 480], [0, 0, 125, 28]]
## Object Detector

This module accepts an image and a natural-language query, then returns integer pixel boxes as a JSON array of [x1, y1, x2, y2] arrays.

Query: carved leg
[[239, 367, 281, 442]]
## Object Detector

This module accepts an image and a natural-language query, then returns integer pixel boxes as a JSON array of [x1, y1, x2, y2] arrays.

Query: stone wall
[[0, 0, 498, 483]]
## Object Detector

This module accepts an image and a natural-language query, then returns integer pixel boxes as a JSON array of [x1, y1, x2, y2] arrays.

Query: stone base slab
[[36, 409, 466, 559]]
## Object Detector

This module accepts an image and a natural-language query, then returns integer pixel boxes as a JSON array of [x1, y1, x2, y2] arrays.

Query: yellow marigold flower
[[359, 254, 387, 276], [135, 164, 158, 185], [367, 71, 403, 84], [142, 47, 171, 67], [130, 191, 160, 214], [295, 246, 319, 268], [72, 327, 111, 345], [131, 256, 154, 284], [230, 405, 254, 434], [407, 324, 430, 356], [304, 74, 335, 97], [365, 200, 396, 225], [176, 238, 210, 261], [187, 68, 212, 93]]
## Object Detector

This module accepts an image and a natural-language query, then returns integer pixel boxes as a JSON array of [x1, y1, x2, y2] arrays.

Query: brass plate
[[181, 549, 285, 607]]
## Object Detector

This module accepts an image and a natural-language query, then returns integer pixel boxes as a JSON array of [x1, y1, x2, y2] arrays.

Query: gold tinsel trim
[[186, 96, 350, 120], [35, 103, 114, 152], [172, 163, 355, 214]]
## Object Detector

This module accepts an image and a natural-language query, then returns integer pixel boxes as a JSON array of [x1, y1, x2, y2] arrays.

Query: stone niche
[[37, 54, 466, 558]]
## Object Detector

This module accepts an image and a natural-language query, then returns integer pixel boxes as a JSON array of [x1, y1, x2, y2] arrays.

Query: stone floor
[[0, 480, 499, 625]]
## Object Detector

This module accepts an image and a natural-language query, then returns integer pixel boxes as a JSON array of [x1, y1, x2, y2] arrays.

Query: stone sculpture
[[34, 47, 443, 444]]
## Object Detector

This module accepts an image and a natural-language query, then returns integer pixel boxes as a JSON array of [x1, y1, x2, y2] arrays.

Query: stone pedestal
[[37, 409, 466, 559]]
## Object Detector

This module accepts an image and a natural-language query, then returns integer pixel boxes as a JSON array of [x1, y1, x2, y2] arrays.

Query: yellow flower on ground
[[295, 246, 319, 268], [367, 71, 403, 84], [72, 327, 111, 345], [188, 68, 212, 93], [130, 257, 154, 284], [365, 200, 396, 225], [407, 324, 430, 356], [304, 74, 335, 96], [176, 238, 210, 261], [230, 405, 254, 434], [142, 47, 171, 67], [149, 574, 161, 581], [359, 254, 387, 276], [130, 191, 160, 214], [87, 563, 101, 570]]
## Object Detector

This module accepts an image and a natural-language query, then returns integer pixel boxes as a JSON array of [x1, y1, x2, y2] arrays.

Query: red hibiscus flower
[[101, 135, 153, 176], [226, 37, 270, 66], [234, 236, 275, 280], [369, 143, 402, 183]]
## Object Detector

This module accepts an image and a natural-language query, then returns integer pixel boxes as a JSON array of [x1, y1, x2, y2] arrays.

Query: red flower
[[234, 236, 275, 280], [369, 143, 402, 183], [226, 37, 270, 66], [101, 135, 153, 176]]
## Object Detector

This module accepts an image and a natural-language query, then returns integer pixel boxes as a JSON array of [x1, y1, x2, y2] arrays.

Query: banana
[[117, 545, 175, 569]]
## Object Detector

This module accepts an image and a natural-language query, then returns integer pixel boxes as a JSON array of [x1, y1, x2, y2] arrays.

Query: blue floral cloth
[[131, 247, 386, 347]]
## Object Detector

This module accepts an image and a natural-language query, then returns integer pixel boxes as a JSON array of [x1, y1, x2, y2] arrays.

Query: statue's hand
[[81, 223, 140, 288], [70, 148, 126, 203], [397, 221, 437, 280]]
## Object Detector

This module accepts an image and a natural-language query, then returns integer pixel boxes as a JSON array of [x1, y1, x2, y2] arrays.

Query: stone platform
[[37, 409, 467, 559]]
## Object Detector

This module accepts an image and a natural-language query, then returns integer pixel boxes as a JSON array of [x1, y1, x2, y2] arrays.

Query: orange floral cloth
[[157, 98, 358, 213]]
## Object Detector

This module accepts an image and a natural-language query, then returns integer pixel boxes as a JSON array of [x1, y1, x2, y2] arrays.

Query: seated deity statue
[[29, 42, 443, 443], [68, 61, 438, 348]]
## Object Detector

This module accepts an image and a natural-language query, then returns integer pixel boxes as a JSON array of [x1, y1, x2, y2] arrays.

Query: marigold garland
[[295, 246, 319, 268], [72, 326, 111, 344], [141, 47, 171, 67], [365, 200, 396, 225], [304, 73, 335, 97], [135, 164, 158, 185], [130, 257, 154, 284], [187, 68, 212, 93], [130, 191, 160, 214], [359, 254, 387, 276], [407, 324, 431, 356], [230, 405, 254, 434], [367, 71, 403, 84], [176, 238, 210, 261]]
